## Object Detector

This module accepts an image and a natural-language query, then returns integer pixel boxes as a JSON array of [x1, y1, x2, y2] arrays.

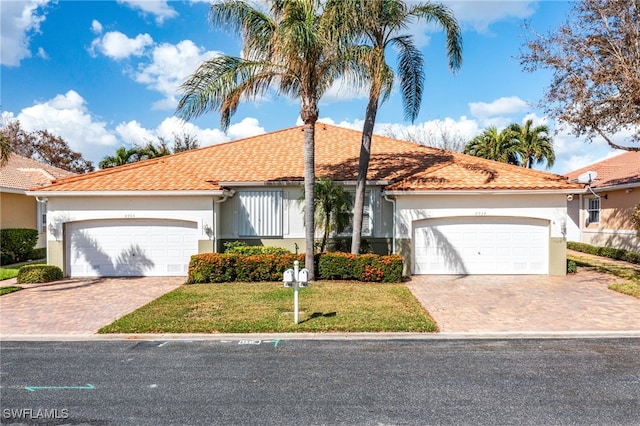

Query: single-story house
[[1, 154, 75, 249], [564, 151, 640, 251], [29, 124, 581, 277]]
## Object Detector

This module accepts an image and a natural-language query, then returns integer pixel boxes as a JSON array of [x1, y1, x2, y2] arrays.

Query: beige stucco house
[[1, 154, 74, 249], [29, 124, 581, 277], [565, 151, 640, 251]]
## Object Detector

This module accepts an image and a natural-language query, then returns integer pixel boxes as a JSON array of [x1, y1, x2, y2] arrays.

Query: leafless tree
[[382, 123, 466, 152], [520, 0, 640, 151], [0, 120, 94, 173]]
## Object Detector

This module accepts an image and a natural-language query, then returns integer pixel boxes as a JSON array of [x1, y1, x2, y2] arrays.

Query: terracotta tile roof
[[33, 124, 580, 193], [564, 151, 640, 188], [0, 154, 75, 191]]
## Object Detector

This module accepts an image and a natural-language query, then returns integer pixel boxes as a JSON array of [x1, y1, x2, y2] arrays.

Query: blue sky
[[0, 0, 624, 174]]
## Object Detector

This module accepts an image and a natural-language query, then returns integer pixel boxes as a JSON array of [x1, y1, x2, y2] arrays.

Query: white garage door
[[413, 217, 549, 275], [66, 219, 199, 277]]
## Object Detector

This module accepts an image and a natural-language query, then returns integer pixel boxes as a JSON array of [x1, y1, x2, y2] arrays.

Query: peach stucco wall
[[0, 192, 37, 230], [580, 188, 640, 251]]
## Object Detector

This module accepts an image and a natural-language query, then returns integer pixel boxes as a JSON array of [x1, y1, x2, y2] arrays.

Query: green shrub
[[223, 241, 291, 256], [235, 254, 302, 282], [567, 241, 640, 265], [567, 260, 577, 274], [0, 228, 38, 265], [319, 252, 358, 280], [187, 253, 237, 283], [30, 247, 46, 260], [16, 265, 63, 283], [188, 251, 403, 284], [319, 252, 403, 283], [188, 252, 304, 283]]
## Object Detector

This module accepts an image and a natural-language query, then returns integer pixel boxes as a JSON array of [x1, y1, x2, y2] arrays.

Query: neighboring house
[[29, 124, 581, 278], [564, 151, 640, 251], [1, 154, 75, 249]]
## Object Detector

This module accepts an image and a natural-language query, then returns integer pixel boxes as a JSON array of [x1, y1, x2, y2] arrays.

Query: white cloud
[[469, 96, 529, 120], [15, 90, 120, 164], [156, 117, 229, 146], [226, 117, 266, 140], [444, 0, 538, 34], [36, 47, 49, 60], [116, 117, 231, 148], [91, 19, 103, 34], [0, 0, 50, 66], [90, 31, 153, 60], [117, 0, 178, 24], [133, 40, 221, 110], [115, 120, 156, 145]]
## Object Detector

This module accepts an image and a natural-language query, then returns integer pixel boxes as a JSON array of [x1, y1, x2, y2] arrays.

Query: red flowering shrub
[[188, 251, 403, 283]]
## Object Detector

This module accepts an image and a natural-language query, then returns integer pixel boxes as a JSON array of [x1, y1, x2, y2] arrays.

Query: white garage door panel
[[414, 217, 549, 275], [67, 219, 198, 277]]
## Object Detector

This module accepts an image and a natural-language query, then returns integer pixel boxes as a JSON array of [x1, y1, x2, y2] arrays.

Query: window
[[587, 197, 600, 223], [343, 189, 372, 236], [37, 200, 47, 233], [238, 190, 282, 237]]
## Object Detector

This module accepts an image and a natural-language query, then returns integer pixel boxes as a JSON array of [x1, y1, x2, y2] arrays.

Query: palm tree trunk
[[321, 209, 330, 252], [351, 89, 380, 254], [303, 121, 316, 280]]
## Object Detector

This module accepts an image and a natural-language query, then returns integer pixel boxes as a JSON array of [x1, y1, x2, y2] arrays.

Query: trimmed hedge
[[187, 252, 404, 283], [319, 252, 403, 283], [223, 241, 291, 256], [1, 228, 38, 265], [17, 265, 63, 284], [188, 253, 305, 284], [567, 241, 640, 265]]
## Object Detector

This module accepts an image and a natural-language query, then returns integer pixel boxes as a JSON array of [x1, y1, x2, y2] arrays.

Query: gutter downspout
[[579, 192, 584, 240], [384, 194, 396, 254], [213, 190, 235, 253]]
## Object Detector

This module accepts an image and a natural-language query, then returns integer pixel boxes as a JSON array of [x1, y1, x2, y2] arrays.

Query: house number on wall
[[124, 213, 135, 218], [475, 211, 487, 216]]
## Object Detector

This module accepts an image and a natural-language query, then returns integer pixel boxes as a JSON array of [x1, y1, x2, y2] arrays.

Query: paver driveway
[[406, 269, 640, 333], [2, 268, 639, 336], [0, 277, 184, 335]]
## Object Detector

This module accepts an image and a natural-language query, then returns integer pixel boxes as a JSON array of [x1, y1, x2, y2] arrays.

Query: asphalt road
[[1, 338, 638, 425]]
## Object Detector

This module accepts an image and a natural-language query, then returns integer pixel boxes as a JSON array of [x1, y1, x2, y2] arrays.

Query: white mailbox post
[[282, 260, 309, 324]]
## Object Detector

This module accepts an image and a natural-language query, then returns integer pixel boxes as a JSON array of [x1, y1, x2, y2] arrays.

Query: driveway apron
[[406, 269, 640, 333], [0, 277, 184, 335]]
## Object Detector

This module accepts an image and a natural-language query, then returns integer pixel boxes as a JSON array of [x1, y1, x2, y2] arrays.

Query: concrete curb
[[2, 331, 640, 341]]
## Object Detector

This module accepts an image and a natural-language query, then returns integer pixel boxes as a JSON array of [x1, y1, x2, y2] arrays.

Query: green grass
[[568, 254, 640, 299], [0, 286, 22, 296], [0, 260, 45, 281], [99, 281, 438, 334]]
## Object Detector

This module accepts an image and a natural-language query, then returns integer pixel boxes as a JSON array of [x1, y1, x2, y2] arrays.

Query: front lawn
[[0, 286, 22, 296], [99, 281, 437, 334], [568, 254, 640, 299]]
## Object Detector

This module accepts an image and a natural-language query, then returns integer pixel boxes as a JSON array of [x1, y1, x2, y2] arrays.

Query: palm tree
[[463, 126, 520, 165], [508, 119, 555, 169], [334, 0, 463, 254], [176, 0, 352, 280], [136, 139, 171, 161], [306, 178, 353, 252], [99, 146, 139, 169]]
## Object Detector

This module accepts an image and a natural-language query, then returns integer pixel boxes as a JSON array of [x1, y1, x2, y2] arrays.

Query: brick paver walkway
[[406, 269, 640, 333], [0, 277, 184, 336], [2, 264, 639, 336]]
